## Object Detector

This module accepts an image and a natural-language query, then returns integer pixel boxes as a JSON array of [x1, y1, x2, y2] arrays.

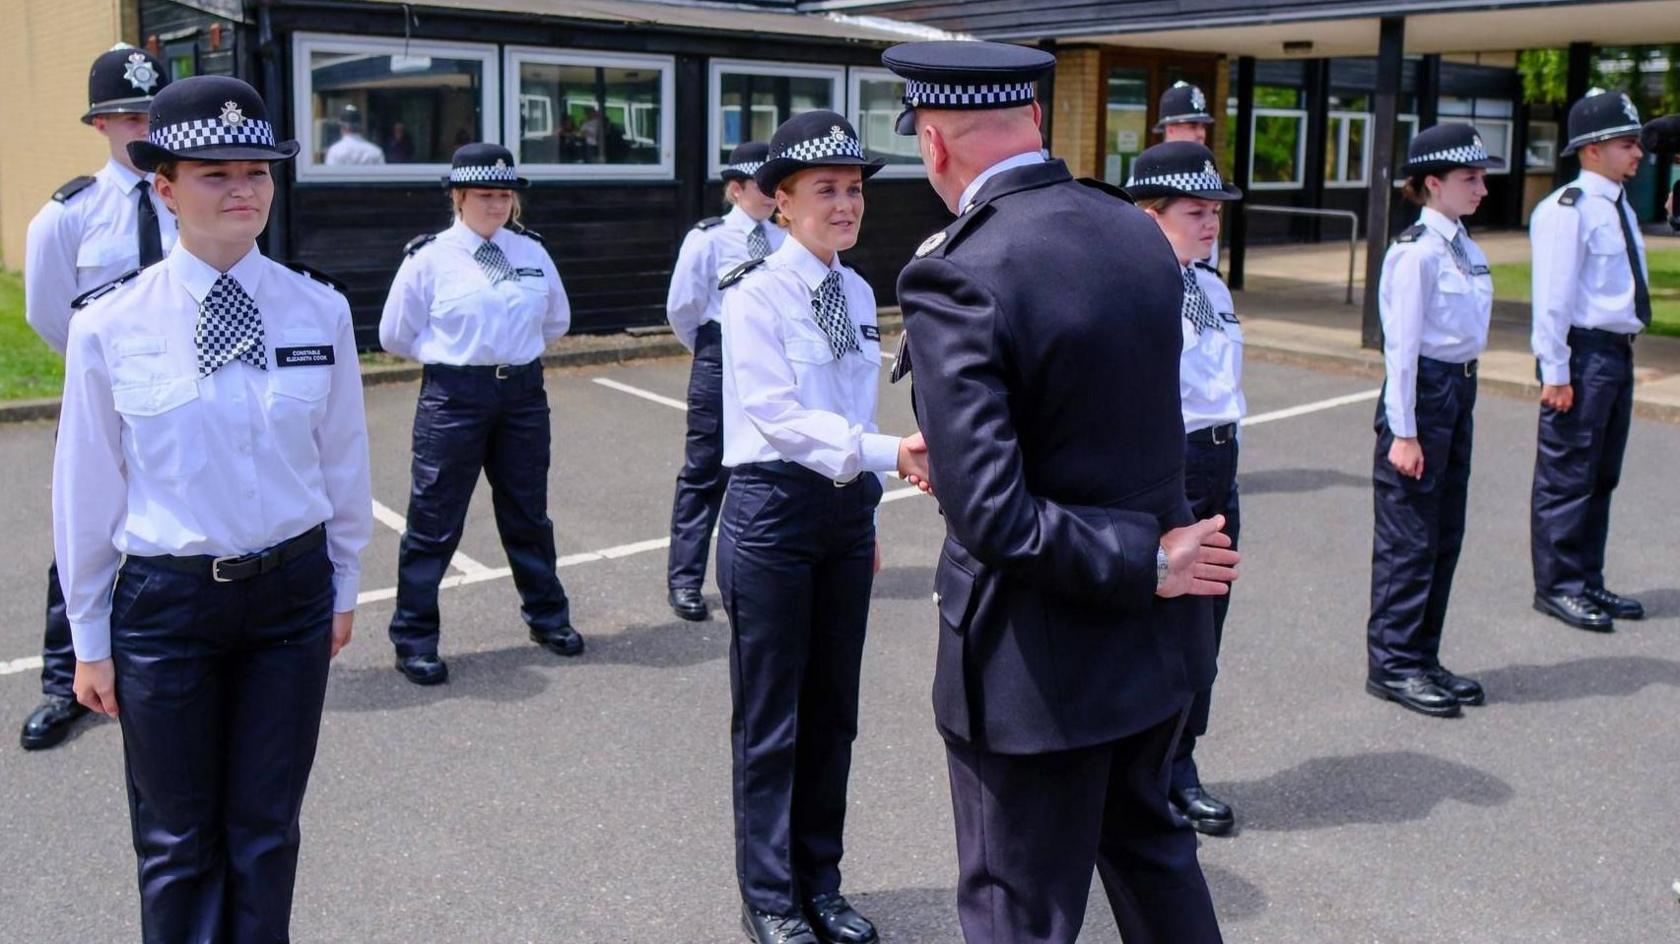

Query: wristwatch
[[1156, 545, 1169, 589]]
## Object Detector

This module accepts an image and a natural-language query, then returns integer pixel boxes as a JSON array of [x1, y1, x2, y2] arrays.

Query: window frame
[[846, 66, 924, 179], [1324, 110, 1373, 189], [291, 32, 501, 183], [1466, 119, 1514, 175], [707, 59, 845, 180], [501, 47, 676, 180], [1248, 106, 1309, 190]]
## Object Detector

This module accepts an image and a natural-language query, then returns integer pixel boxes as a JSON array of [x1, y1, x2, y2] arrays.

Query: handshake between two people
[[893, 432, 1240, 599]]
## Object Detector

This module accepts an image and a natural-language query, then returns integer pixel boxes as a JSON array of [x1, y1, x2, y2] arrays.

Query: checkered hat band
[[1127, 170, 1226, 192], [449, 164, 520, 184], [1566, 122, 1642, 150], [1411, 143, 1490, 165], [726, 161, 765, 176], [151, 118, 276, 151], [904, 80, 1036, 108], [777, 134, 865, 162]]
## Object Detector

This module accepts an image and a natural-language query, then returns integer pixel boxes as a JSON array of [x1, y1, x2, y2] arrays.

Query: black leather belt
[[1569, 326, 1636, 347], [1187, 422, 1237, 445], [134, 525, 326, 583], [1420, 356, 1477, 377], [428, 360, 540, 379]]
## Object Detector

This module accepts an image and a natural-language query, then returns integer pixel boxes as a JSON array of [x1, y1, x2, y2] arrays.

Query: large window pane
[[516, 61, 663, 166], [1104, 67, 1148, 186], [854, 77, 920, 165], [717, 71, 836, 165], [1253, 114, 1303, 185], [308, 48, 485, 166]]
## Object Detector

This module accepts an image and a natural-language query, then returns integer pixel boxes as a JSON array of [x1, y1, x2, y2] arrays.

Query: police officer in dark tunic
[[18, 44, 173, 751], [884, 41, 1238, 944], [1529, 91, 1649, 631], [664, 141, 784, 622]]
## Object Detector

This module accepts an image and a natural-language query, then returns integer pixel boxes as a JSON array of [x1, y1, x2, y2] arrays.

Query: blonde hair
[[1134, 196, 1178, 213], [450, 187, 523, 225]]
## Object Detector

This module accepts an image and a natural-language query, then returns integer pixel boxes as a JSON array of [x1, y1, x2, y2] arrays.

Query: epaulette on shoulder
[[510, 222, 544, 244], [1076, 177, 1136, 204], [1557, 186, 1583, 207], [1394, 223, 1427, 244], [52, 176, 98, 204], [1193, 260, 1222, 276], [72, 268, 142, 309], [718, 257, 766, 290], [286, 261, 347, 293], [694, 216, 725, 231], [404, 233, 437, 257]]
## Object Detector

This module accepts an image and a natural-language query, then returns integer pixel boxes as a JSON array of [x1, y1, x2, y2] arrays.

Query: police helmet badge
[[220, 100, 245, 126], [1190, 86, 1207, 113], [1203, 159, 1217, 176], [1621, 94, 1640, 123], [123, 52, 159, 94]]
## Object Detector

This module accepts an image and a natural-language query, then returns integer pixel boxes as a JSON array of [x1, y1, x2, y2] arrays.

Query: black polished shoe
[[742, 904, 818, 944], [1170, 785, 1235, 836], [395, 653, 449, 686], [1366, 675, 1461, 718], [669, 587, 709, 622], [20, 695, 89, 750], [530, 624, 585, 657], [1426, 666, 1485, 706], [804, 892, 878, 944], [1534, 593, 1614, 632], [1583, 587, 1643, 621]]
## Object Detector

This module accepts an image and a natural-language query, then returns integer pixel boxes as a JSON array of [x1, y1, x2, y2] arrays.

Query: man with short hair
[[1156, 80, 1213, 146], [324, 105, 385, 165]]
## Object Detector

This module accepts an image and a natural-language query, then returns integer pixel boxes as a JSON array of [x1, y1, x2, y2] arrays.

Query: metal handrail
[[1243, 206, 1361, 304]]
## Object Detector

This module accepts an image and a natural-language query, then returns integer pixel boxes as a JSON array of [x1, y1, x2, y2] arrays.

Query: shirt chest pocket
[[76, 236, 135, 273], [111, 376, 206, 479], [784, 320, 837, 365], [429, 278, 492, 324]]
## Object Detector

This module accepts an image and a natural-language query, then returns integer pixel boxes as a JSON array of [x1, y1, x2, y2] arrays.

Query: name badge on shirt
[[1471, 265, 1491, 276], [276, 345, 336, 367], [516, 267, 544, 278], [860, 324, 881, 342]]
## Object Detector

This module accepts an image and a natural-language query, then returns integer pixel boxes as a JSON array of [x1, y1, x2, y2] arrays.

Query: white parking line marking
[[593, 377, 687, 411], [371, 498, 490, 575], [1242, 389, 1380, 427], [1, 656, 45, 677]]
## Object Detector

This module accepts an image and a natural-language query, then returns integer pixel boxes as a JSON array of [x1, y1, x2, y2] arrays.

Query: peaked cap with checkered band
[[754, 111, 885, 195], [721, 141, 771, 182], [442, 142, 529, 190], [128, 75, 299, 170], [1123, 141, 1241, 202], [881, 41, 1055, 136], [1404, 122, 1505, 176]]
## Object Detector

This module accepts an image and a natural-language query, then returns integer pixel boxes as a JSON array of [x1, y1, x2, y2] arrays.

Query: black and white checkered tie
[[747, 222, 771, 260], [1181, 266, 1223, 335], [811, 271, 860, 360], [195, 274, 267, 377], [1447, 232, 1473, 276], [474, 240, 516, 285]]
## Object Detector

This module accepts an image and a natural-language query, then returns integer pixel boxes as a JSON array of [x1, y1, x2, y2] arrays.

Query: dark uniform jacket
[[898, 159, 1214, 755]]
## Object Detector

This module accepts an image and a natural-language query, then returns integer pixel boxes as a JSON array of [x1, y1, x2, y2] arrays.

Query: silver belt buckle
[[1211, 424, 1232, 445], [494, 364, 513, 380], [211, 555, 240, 583]]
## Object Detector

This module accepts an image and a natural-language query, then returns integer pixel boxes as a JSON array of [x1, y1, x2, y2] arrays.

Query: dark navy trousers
[[1368, 358, 1477, 681], [39, 559, 75, 699], [1172, 433, 1240, 792], [945, 710, 1224, 944], [716, 461, 881, 914], [1531, 328, 1634, 597], [390, 363, 571, 657], [111, 536, 333, 944], [667, 321, 730, 590]]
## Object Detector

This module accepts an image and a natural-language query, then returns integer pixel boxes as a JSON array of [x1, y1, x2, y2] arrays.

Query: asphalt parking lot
[[1, 349, 1677, 943]]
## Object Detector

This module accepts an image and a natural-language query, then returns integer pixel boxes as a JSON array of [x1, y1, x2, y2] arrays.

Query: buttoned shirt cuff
[[1387, 414, 1417, 439], [860, 433, 901, 475], [332, 571, 361, 613], [1539, 360, 1571, 385], [70, 617, 112, 663]]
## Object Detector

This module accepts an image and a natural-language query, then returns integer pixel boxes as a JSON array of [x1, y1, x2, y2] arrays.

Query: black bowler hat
[[721, 141, 770, 182], [1124, 142, 1242, 201], [1403, 122, 1505, 176], [881, 41, 1056, 136], [82, 44, 169, 124], [754, 112, 885, 195], [1562, 90, 1643, 155], [1154, 81, 1213, 131], [127, 75, 299, 171], [442, 143, 529, 190]]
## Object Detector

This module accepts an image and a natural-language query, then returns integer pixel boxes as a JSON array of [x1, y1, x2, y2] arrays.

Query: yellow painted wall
[[0, 0, 131, 270]]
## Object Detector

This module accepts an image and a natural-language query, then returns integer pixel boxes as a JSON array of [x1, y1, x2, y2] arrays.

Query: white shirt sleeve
[[1380, 247, 1432, 439], [317, 302, 374, 612], [52, 319, 127, 661], [1531, 204, 1583, 386], [723, 282, 899, 481], [542, 259, 572, 345], [24, 202, 80, 355], [378, 254, 428, 359], [665, 229, 711, 351]]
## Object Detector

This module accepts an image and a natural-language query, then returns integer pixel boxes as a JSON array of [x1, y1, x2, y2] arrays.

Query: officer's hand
[[1541, 383, 1574, 412], [898, 432, 932, 493], [74, 659, 119, 717], [1388, 436, 1425, 479], [330, 611, 354, 659], [1157, 516, 1240, 599], [873, 539, 883, 575]]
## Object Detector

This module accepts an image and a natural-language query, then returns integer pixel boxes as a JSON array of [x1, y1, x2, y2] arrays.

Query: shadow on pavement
[[1212, 750, 1513, 831], [1202, 862, 1269, 922], [1240, 467, 1368, 496], [324, 643, 556, 711], [584, 618, 730, 668], [1629, 587, 1680, 619], [1477, 655, 1680, 704], [848, 886, 959, 943]]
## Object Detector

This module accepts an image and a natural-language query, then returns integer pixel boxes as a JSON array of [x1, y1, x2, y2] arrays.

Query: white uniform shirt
[[379, 220, 571, 366], [1530, 170, 1648, 385], [1180, 262, 1246, 433], [720, 237, 897, 482], [24, 158, 179, 353], [54, 244, 374, 662], [665, 204, 786, 349], [324, 133, 386, 165], [1379, 207, 1493, 438]]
